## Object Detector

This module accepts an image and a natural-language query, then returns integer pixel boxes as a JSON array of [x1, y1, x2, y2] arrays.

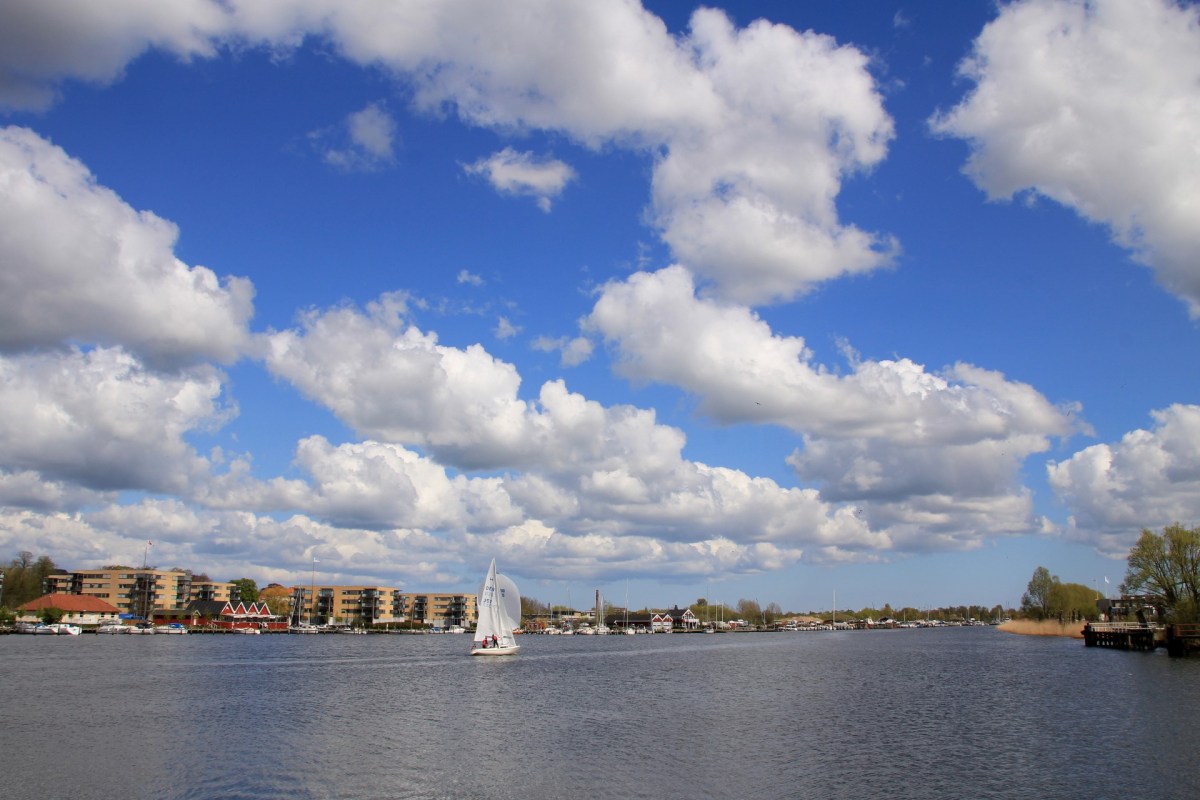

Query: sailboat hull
[[470, 645, 521, 656]]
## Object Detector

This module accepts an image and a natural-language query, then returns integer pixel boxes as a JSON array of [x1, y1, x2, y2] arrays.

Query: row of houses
[[35, 567, 477, 630], [581, 606, 702, 632], [16, 592, 282, 631]]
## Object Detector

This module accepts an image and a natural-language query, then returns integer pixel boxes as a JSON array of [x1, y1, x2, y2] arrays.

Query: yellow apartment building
[[289, 585, 477, 629], [189, 579, 235, 603], [43, 569, 234, 617]]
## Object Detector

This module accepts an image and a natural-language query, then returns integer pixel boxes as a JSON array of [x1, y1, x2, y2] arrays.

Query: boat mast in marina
[[309, 556, 317, 626], [139, 540, 154, 622]]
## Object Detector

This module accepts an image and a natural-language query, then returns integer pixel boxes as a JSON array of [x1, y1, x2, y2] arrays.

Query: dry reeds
[[998, 619, 1086, 639]]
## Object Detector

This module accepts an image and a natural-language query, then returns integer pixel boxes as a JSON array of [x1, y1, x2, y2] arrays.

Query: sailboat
[[471, 558, 521, 656]]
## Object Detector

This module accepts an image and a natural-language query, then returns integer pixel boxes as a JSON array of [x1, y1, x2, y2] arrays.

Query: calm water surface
[[2, 627, 1198, 799]]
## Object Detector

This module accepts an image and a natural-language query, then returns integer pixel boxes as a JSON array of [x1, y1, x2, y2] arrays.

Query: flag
[[147, 540, 153, 547], [1104, 576, 1110, 584], [313, 557, 319, 563]]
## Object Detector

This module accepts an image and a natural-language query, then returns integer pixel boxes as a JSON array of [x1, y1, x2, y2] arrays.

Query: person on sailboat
[[480, 637, 488, 649], [491, 633, 498, 648]]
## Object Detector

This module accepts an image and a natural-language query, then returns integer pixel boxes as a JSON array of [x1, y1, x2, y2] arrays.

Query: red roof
[[20, 593, 121, 614]]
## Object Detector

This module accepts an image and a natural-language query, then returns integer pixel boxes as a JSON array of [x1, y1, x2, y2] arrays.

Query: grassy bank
[[997, 619, 1086, 639]]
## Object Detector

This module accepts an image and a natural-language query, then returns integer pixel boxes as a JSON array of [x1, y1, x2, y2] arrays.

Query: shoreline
[[997, 619, 1086, 639]]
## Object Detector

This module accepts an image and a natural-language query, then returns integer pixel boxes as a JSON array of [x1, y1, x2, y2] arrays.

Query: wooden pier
[[1082, 622, 1161, 651]]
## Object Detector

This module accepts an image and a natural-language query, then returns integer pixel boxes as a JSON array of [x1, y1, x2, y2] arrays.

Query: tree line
[[1020, 566, 1100, 621], [1022, 523, 1200, 624], [522, 593, 1009, 626]]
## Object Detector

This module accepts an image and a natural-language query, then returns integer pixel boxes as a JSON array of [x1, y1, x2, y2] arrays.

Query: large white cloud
[[0, 127, 255, 364], [262, 294, 535, 470], [651, 10, 896, 303], [197, 436, 524, 534], [931, 0, 1200, 315], [1048, 404, 1200, 555], [586, 266, 1076, 445], [0, 0, 895, 303], [586, 265, 1079, 545], [0, 0, 229, 111], [0, 347, 229, 494], [253, 291, 914, 565]]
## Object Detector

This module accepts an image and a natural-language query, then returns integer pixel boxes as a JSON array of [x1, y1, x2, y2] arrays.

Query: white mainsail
[[472, 558, 520, 654]]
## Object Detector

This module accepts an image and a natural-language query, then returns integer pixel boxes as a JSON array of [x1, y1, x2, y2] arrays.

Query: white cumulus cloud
[[932, 0, 1200, 315], [463, 147, 576, 212], [1048, 404, 1200, 555], [0, 127, 255, 365], [0, 0, 897, 302]]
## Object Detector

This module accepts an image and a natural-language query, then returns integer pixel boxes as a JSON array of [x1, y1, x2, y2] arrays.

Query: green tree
[[1021, 566, 1056, 619], [1, 551, 59, 609], [1124, 524, 1200, 623], [1049, 581, 1101, 622], [736, 598, 763, 625], [228, 578, 259, 603], [40, 607, 64, 624]]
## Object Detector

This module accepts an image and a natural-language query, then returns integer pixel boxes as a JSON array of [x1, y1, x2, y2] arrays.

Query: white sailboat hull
[[470, 644, 521, 656]]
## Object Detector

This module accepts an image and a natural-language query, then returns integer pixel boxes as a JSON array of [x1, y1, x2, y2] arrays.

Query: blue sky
[[2, 0, 1198, 614]]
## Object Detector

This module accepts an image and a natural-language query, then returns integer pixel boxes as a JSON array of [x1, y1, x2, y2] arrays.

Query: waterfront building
[[399, 592, 475, 630], [180, 599, 286, 631], [18, 593, 122, 626], [43, 569, 195, 617], [288, 585, 477, 629], [599, 607, 702, 632], [190, 579, 235, 603], [288, 584, 400, 626]]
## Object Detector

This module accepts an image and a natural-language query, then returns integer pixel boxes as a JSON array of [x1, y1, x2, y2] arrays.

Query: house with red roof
[[180, 598, 286, 631], [18, 593, 122, 627]]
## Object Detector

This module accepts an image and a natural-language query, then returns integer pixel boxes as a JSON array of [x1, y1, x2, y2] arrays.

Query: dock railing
[[1082, 621, 1160, 651], [1086, 622, 1162, 632]]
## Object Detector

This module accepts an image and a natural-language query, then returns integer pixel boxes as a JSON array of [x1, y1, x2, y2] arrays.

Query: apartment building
[[190, 579, 235, 603], [43, 569, 233, 616], [289, 585, 477, 629], [400, 592, 476, 630]]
